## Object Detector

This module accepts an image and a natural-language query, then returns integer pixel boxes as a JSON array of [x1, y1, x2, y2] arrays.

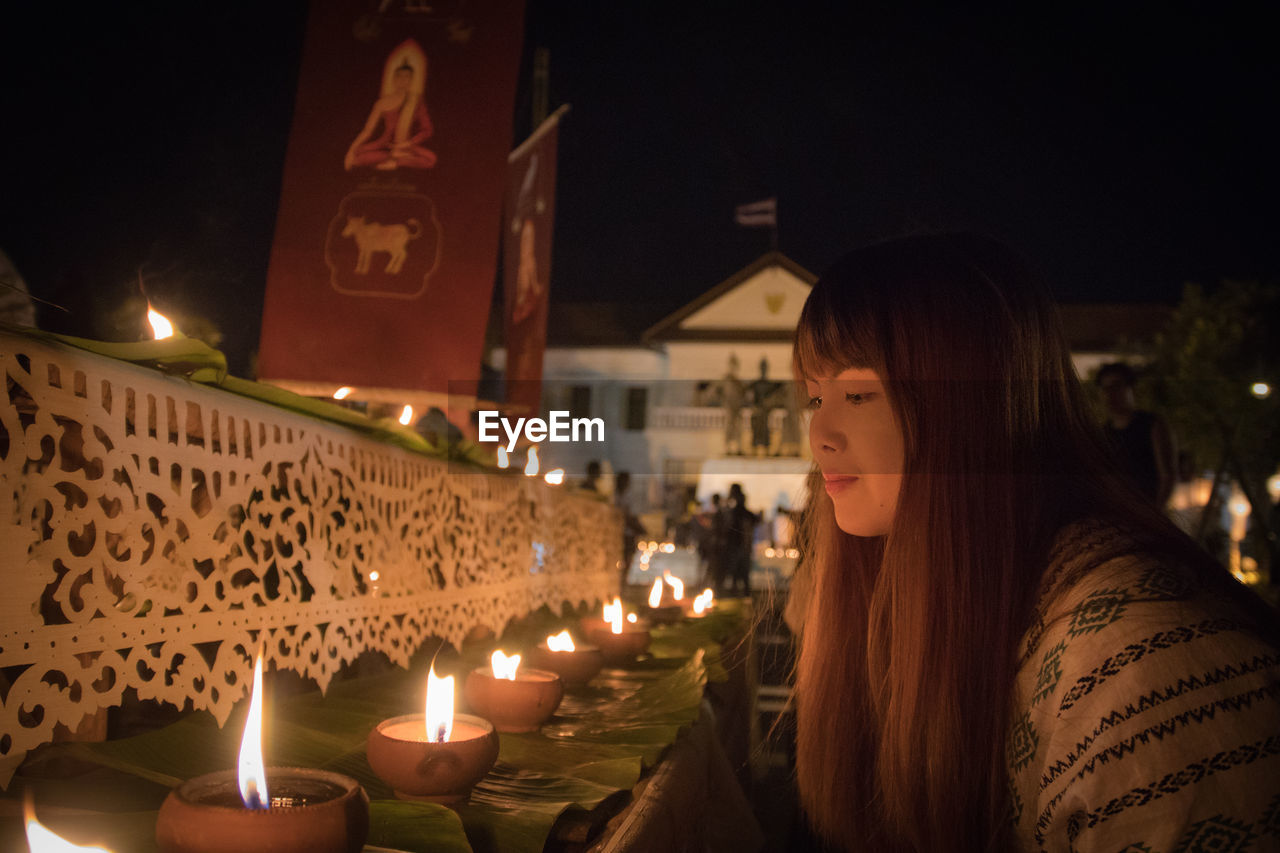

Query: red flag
[[502, 105, 566, 415], [258, 1, 526, 405]]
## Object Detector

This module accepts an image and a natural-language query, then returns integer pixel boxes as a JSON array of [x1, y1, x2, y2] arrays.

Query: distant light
[[1251, 382, 1271, 399], [368, 570, 380, 582], [333, 386, 354, 400], [626, 612, 637, 624], [1230, 498, 1250, 516], [497, 447, 510, 469], [147, 305, 175, 340], [524, 446, 540, 476], [398, 405, 414, 426], [544, 468, 565, 485]]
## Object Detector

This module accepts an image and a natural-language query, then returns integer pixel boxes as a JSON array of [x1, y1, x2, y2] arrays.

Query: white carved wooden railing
[[0, 329, 619, 785]]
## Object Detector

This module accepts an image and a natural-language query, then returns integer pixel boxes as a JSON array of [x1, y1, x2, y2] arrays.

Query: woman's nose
[[809, 408, 845, 455]]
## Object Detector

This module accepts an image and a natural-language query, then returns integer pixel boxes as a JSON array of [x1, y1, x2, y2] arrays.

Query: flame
[[24, 801, 112, 853], [237, 651, 269, 810], [663, 571, 684, 601], [692, 588, 715, 615], [546, 630, 575, 652], [497, 447, 510, 469], [490, 649, 522, 680], [603, 597, 623, 634], [332, 386, 354, 400], [648, 578, 664, 608], [146, 305, 174, 340], [524, 446, 540, 476], [398, 405, 414, 426], [425, 664, 454, 743], [544, 468, 565, 485]]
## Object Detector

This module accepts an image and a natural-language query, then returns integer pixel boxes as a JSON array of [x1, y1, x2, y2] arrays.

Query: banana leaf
[[9, 620, 732, 853]]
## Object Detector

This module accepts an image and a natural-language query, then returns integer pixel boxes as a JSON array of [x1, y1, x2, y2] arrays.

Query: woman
[[792, 233, 1280, 852]]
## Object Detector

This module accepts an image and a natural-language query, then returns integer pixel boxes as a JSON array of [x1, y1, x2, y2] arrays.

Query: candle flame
[[546, 630, 576, 652], [648, 578, 663, 608], [398, 405, 414, 426], [544, 468, 565, 485], [146, 305, 174, 340], [692, 588, 715, 614], [237, 651, 269, 810], [490, 649, 522, 680], [425, 664, 454, 743], [604, 597, 623, 634], [524, 446, 540, 476], [332, 386, 354, 400], [663, 571, 684, 601], [497, 447, 510, 469], [24, 800, 112, 853]]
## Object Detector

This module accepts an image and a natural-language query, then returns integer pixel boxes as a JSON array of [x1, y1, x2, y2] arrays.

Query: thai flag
[[734, 197, 777, 227]]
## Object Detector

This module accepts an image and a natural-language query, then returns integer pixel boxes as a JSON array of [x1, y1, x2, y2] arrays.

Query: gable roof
[[642, 252, 817, 344]]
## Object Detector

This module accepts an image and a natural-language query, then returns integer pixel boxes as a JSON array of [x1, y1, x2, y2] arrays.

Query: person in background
[[614, 471, 646, 591], [579, 459, 602, 493], [700, 493, 726, 591], [723, 482, 759, 597], [792, 233, 1279, 852], [1096, 361, 1177, 508]]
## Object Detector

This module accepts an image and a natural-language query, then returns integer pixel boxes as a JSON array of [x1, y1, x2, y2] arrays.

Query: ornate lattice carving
[[0, 331, 619, 785]]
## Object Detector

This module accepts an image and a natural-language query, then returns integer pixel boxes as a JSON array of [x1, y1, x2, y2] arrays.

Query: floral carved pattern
[[0, 331, 619, 784]]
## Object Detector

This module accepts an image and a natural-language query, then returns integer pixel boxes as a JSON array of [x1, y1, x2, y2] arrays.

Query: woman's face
[[805, 367, 904, 537]]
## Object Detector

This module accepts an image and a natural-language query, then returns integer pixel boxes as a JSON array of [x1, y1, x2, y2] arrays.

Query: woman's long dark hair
[[791, 233, 1273, 852]]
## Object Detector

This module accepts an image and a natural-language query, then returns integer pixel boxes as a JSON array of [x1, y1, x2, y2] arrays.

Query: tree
[[1145, 280, 1280, 586]]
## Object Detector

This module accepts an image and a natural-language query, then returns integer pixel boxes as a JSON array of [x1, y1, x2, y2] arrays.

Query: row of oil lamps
[[25, 583, 716, 853]]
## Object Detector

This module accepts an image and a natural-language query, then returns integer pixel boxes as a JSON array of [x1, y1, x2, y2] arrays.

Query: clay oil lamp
[[155, 653, 369, 853], [366, 664, 499, 804], [526, 629, 605, 686], [26, 797, 112, 852], [642, 577, 683, 625], [463, 650, 564, 733], [586, 597, 651, 665]]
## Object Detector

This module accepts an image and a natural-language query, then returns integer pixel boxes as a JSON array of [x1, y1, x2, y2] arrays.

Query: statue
[[747, 357, 780, 456], [721, 354, 745, 455]]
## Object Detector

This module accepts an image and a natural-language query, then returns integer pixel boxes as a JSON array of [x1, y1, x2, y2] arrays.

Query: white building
[[490, 252, 1170, 521]]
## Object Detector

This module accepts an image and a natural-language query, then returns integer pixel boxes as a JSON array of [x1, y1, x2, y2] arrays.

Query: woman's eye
[[845, 392, 871, 405], [806, 396, 822, 410]]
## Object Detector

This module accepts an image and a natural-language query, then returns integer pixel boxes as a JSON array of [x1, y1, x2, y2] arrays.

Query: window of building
[[624, 387, 647, 431]]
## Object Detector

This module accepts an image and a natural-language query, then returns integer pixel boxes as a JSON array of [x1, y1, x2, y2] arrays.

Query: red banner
[[502, 106, 565, 416], [258, 0, 525, 404]]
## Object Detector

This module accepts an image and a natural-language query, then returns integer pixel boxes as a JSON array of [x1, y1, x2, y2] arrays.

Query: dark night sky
[[1, 2, 1276, 375]]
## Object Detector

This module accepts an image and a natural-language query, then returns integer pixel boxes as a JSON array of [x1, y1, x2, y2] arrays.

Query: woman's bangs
[[794, 286, 879, 381]]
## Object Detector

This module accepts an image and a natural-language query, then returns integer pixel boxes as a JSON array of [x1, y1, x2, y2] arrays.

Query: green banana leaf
[[4, 325, 498, 469], [8, 617, 735, 853]]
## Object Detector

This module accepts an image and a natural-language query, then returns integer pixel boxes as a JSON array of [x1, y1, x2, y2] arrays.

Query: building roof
[[642, 251, 817, 343]]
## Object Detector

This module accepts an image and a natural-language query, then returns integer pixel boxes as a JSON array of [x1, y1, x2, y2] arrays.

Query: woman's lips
[[823, 474, 858, 495]]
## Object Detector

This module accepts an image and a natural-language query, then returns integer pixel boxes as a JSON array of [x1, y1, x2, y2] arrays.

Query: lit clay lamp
[[366, 664, 499, 804], [586, 597, 651, 665], [525, 630, 605, 687], [463, 650, 564, 733], [155, 653, 369, 853], [642, 576, 683, 624], [26, 797, 112, 852]]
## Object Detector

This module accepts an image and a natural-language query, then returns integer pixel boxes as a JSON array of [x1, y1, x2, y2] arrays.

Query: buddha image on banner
[[259, 0, 526, 400], [344, 40, 437, 172]]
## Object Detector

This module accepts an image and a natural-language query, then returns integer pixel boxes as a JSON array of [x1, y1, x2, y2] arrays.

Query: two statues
[[717, 355, 801, 457]]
